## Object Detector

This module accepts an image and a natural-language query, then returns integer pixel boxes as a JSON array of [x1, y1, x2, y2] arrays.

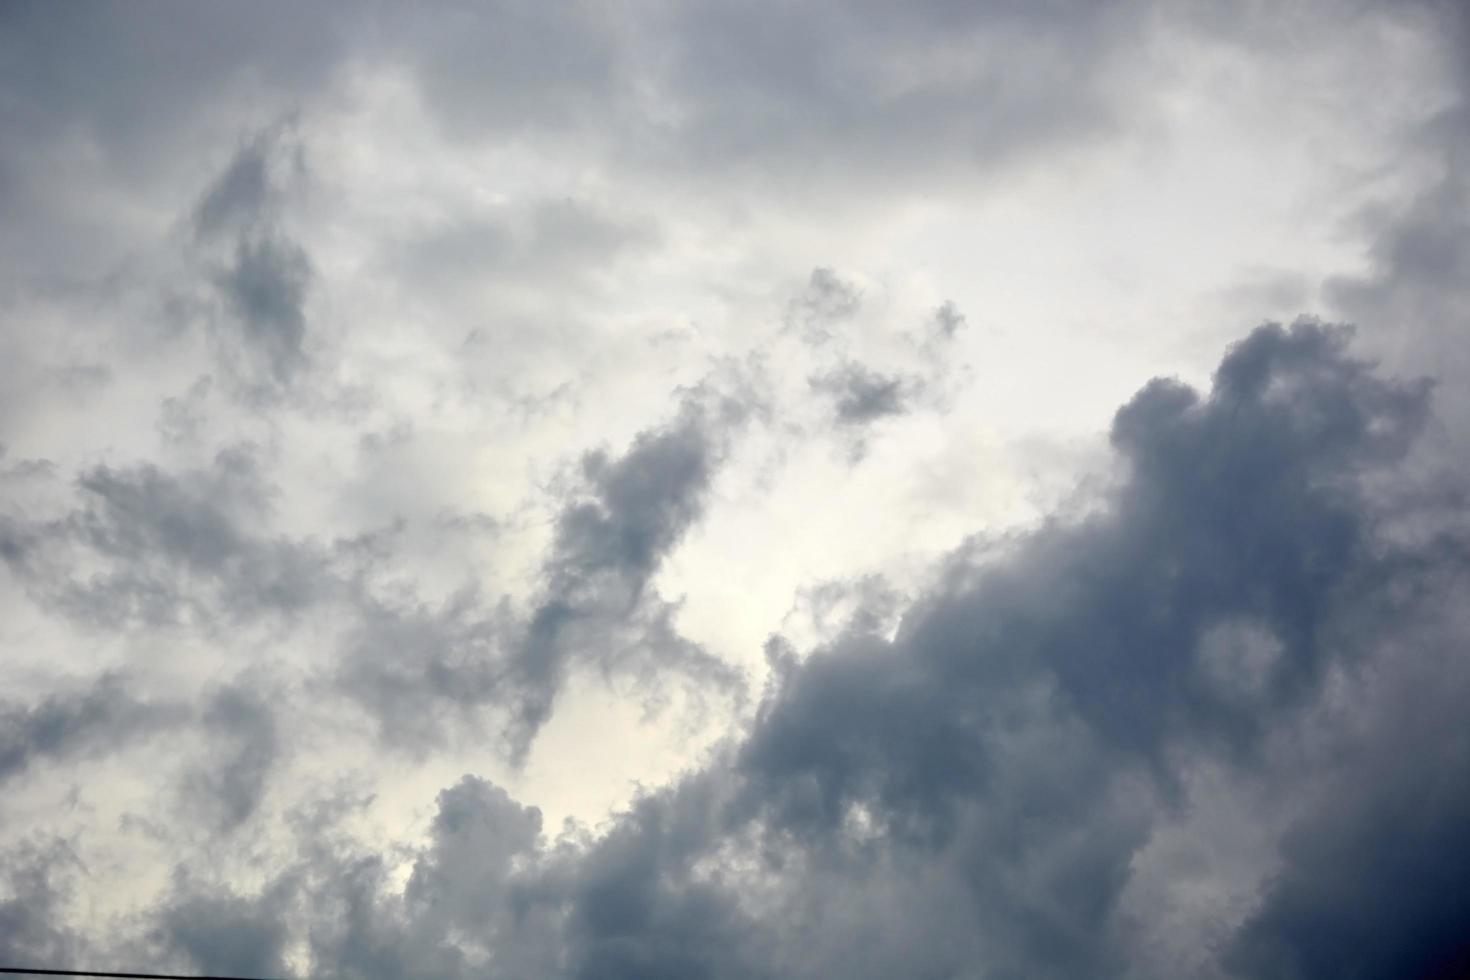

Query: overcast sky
[[2, 1, 1470, 977]]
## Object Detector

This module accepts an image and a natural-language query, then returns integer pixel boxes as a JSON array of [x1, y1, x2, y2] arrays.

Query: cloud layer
[[2, 2, 1469, 978]]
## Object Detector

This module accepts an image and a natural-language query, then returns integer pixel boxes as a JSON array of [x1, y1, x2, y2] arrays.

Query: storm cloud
[[3, 2, 1469, 979], [122, 322, 1470, 979]]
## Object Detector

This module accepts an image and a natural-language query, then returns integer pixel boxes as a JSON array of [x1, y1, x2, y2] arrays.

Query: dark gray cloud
[[808, 359, 925, 463], [0, 674, 184, 789], [0, 5, 341, 163], [333, 585, 512, 756], [1325, 165, 1470, 429], [4, 5, 1469, 979], [804, 297, 969, 457], [505, 384, 755, 754], [0, 3, 344, 280], [117, 320, 1470, 978], [0, 840, 85, 970], [212, 236, 313, 386], [552, 410, 720, 590], [1, 447, 334, 630], [1220, 19, 1470, 974], [188, 126, 316, 391], [1226, 711, 1470, 978], [544, 321, 1460, 977], [0, 0, 1149, 280], [336, 0, 1151, 199], [178, 682, 282, 833], [809, 362, 912, 425], [402, 776, 544, 943], [341, 379, 756, 761], [635, 0, 1143, 192], [156, 876, 295, 980], [1323, 1, 1470, 458], [191, 127, 305, 243]]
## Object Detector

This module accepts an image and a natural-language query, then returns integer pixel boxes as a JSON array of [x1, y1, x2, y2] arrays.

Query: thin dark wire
[[0, 969, 285, 980]]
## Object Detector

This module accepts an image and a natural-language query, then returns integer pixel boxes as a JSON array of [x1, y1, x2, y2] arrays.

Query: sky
[[2, 1, 1469, 977]]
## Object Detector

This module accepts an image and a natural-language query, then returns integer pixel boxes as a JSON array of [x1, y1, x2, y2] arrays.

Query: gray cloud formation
[[1322, 1, 1470, 470], [121, 320, 1470, 979], [809, 362, 913, 425], [803, 293, 968, 458], [0, 3, 344, 282], [192, 130, 298, 243], [189, 127, 316, 391], [212, 237, 313, 387], [787, 267, 863, 345], [178, 682, 282, 833], [333, 0, 1150, 197], [0, 674, 184, 789], [1225, 654, 1470, 979], [1, 447, 333, 631], [155, 877, 295, 980], [929, 300, 966, 343], [0, 0, 1150, 267], [342, 376, 757, 761], [3, 4, 1469, 979], [0, 840, 84, 970]]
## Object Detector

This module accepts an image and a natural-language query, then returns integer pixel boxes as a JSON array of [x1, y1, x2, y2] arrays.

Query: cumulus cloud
[[105, 321, 1470, 978], [156, 877, 295, 980], [4, 3, 1470, 978], [1323, 1, 1470, 479], [1226, 712, 1470, 979]]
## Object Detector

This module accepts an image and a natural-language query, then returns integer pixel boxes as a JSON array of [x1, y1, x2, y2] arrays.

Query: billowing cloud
[[107, 322, 1470, 978], [1225, 691, 1470, 979], [3, 3, 1469, 978]]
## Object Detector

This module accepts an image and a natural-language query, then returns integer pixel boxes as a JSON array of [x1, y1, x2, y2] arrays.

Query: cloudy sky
[[2, 1, 1469, 977]]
